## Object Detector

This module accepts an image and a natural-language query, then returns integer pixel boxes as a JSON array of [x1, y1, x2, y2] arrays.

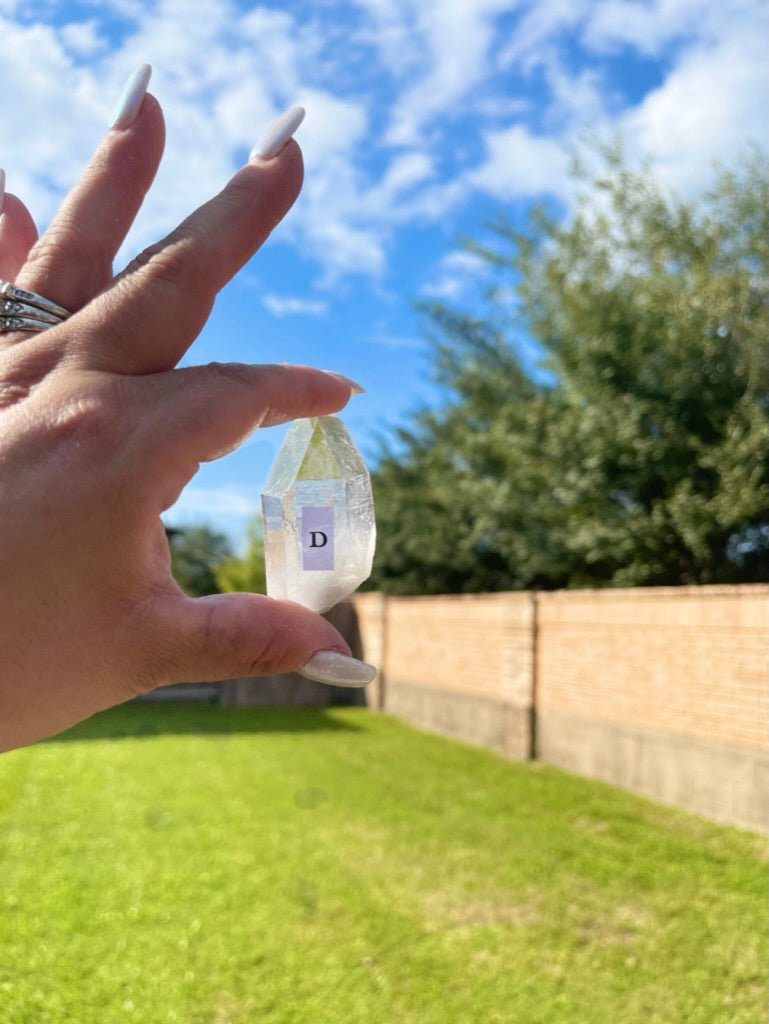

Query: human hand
[[0, 66, 375, 752]]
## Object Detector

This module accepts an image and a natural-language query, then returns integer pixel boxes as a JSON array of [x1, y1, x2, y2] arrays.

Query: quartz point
[[261, 415, 376, 613]]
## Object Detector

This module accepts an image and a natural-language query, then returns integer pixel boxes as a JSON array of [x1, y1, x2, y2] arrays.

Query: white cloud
[[383, 0, 512, 146], [423, 248, 488, 300], [296, 90, 369, 163], [502, 0, 764, 67], [59, 20, 108, 57], [381, 177, 469, 225], [378, 152, 434, 196], [421, 278, 466, 302], [170, 483, 261, 516], [261, 295, 329, 318], [163, 484, 264, 537], [352, 151, 437, 228], [237, 5, 309, 97], [499, 0, 589, 72], [350, 0, 425, 78], [584, 0, 691, 55], [538, 58, 608, 133], [281, 89, 388, 281], [469, 124, 572, 200], [619, 25, 768, 196], [366, 330, 425, 350], [441, 250, 488, 273], [298, 202, 387, 281], [584, 0, 764, 56], [0, 0, 765, 295], [213, 78, 276, 154], [492, 0, 767, 205]]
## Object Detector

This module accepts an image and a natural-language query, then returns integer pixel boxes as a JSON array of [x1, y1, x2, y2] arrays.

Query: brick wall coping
[[359, 584, 765, 601]]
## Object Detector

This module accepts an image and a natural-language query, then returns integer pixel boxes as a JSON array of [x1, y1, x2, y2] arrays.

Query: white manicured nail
[[250, 106, 305, 161], [299, 651, 377, 688], [109, 63, 152, 130], [0, 168, 5, 215]]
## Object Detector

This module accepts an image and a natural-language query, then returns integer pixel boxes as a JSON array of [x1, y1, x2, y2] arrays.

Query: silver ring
[[0, 315, 69, 334], [1, 299, 65, 325], [0, 280, 71, 327]]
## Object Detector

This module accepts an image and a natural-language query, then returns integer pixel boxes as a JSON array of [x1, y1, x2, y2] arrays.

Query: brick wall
[[353, 585, 767, 831], [355, 592, 535, 758], [536, 586, 767, 750]]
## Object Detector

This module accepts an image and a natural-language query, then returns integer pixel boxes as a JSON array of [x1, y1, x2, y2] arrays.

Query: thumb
[[134, 591, 376, 690]]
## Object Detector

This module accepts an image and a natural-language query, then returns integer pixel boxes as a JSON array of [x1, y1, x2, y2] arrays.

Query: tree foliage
[[168, 525, 232, 597], [213, 518, 267, 594], [370, 149, 768, 594]]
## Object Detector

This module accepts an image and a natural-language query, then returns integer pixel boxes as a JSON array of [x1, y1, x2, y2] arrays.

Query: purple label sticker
[[302, 507, 335, 571]]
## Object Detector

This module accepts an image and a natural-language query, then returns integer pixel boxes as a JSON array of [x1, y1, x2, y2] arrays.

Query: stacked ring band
[[0, 280, 71, 333]]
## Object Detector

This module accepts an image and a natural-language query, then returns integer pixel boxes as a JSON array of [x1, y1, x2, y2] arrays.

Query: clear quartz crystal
[[261, 415, 376, 613]]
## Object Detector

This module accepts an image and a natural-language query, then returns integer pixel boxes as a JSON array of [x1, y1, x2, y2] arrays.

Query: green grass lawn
[[0, 704, 765, 1024]]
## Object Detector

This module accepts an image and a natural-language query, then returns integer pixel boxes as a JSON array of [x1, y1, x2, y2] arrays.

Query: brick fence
[[353, 585, 767, 831]]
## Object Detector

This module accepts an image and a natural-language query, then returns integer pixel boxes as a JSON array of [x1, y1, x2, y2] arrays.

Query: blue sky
[[1, 0, 766, 548]]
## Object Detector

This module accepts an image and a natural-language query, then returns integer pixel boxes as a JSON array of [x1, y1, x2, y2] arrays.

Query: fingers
[[77, 139, 304, 375], [138, 362, 360, 470], [0, 189, 39, 281], [4, 91, 303, 376], [135, 591, 356, 688], [13, 92, 165, 316], [123, 363, 359, 515]]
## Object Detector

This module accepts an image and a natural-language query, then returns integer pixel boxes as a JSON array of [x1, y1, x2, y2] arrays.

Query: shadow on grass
[[44, 702, 366, 744]]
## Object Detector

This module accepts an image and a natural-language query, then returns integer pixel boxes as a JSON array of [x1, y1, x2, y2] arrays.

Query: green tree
[[213, 517, 267, 594], [168, 525, 232, 597], [370, 149, 768, 594]]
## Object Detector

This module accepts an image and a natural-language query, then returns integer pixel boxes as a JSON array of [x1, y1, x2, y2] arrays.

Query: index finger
[[75, 117, 305, 376]]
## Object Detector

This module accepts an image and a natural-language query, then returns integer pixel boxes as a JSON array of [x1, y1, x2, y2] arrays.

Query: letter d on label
[[302, 507, 335, 570]]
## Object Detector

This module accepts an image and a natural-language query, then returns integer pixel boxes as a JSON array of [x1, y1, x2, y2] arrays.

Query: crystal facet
[[261, 416, 376, 612]]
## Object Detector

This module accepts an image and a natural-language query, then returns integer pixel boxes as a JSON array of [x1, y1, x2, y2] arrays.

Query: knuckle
[[24, 222, 73, 271], [45, 380, 129, 459], [0, 381, 31, 408], [131, 596, 313, 688], [210, 602, 299, 679], [125, 237, 197, 293], [49, 395, 116, 446], [206, 361, 256, 389], [24, 218, 111, 288], [218, 177, 256, 216], [245, 623, 295, 677], [0, 346, 61, 410]]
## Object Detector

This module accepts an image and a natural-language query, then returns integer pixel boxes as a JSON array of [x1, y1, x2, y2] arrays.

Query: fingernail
[[109, 63, 152, 130], [299, 651, 377, 688], [323, 371, 365, 395], [250, 106, 305, 161], [0, 169, 5, 215]]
